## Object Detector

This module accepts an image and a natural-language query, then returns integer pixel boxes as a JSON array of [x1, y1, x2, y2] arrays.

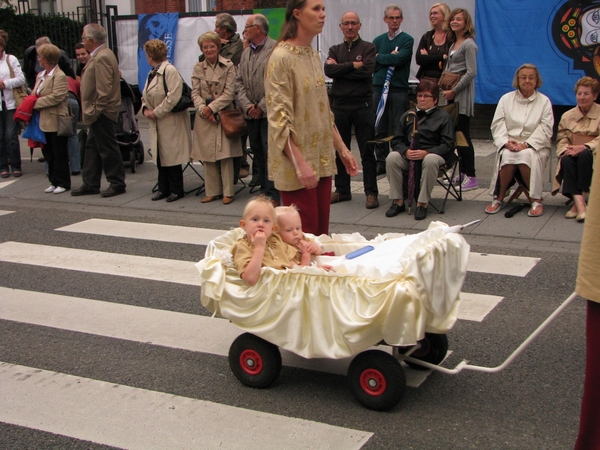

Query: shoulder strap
[[7, 55, 15, 78]]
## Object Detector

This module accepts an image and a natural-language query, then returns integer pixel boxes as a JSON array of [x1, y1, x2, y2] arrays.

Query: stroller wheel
[[130, 148, 136, 173], [400, 333, 449, 370], [136, 141, 145, 164], [229, 333, 282, 388], [348, 350, 406, 411]]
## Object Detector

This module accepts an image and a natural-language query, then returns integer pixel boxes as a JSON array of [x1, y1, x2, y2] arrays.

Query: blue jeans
[[67, 95, 81, 173], [373, 90, 408, 168], [0, 108, 21, 173]]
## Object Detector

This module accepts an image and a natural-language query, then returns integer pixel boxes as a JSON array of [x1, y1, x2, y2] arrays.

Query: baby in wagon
[[275, 205, 323, 266], [231, 195, 297, 286]]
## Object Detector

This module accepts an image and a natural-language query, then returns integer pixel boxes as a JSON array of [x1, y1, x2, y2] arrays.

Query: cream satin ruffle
[[195, 222, 470, 359]]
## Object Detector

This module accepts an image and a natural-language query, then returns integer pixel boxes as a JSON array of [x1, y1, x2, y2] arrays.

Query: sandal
[[0, 172, 8, 179], [13, 170, 22, 177], [528, 201, 543, 217], [485, 199, 504, 214]]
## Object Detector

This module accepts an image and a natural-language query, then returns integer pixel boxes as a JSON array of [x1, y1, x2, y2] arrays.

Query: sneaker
[[44, 185, 56, 193], [461, 176, 479, 191], [441, 173, 464, 186], [53, 186, 67, 194]]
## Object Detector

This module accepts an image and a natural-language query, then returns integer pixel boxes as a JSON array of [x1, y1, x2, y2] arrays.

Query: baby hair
[[242, 194, 277, 221]]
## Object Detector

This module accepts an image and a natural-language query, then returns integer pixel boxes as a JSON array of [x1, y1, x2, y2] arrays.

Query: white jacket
[[0, 53, 26, 111]]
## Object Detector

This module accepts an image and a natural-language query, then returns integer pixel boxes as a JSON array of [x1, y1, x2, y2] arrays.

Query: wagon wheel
[[401, 333, 449, 371], [228, 333, 282, 388], [348, 350, 406, 411]]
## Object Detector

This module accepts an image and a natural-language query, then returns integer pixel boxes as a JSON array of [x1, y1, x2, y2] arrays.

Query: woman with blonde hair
[[415, 3, 453, 91], [191, 31, 241, 205], [442, 7, 479, 191], [552, 76, 600, 222], [141, 39, 191, 203], [34, 44, 71, 194]]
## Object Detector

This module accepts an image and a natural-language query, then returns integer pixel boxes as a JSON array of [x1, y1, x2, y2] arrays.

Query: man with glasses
[[325, 11, 379, 209], [372, 4, 414, 176], [72, 23, 126, 198], [236, 14, 279, 205], [385, 81, 454, 221]]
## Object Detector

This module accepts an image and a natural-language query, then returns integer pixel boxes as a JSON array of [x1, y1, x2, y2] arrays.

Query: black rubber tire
[[228, 333, 282, 388], [402, 333, 449, 370], [348, 350, 406, 411], [136, 141, 145, 164]]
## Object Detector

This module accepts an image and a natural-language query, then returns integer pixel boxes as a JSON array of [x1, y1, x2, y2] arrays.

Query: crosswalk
[[0, 212, 542, 448]]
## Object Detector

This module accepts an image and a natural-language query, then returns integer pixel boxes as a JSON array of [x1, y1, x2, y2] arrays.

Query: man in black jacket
[[23, 36, 75, 90], [324, 11, 379, 209]]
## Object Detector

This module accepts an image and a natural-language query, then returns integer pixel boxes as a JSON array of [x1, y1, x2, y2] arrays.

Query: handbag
[[57, 102, 75, 137], [219, 108, 247, 139], [162, 70, 193, 113], [7, 55, 28, 108], [438, 71, 461, 91], [22, 111, 46, 143]]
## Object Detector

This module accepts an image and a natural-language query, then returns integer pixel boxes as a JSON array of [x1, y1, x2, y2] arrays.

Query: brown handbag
[[438, 71, 461, 91], [219, 108, 248, 139]]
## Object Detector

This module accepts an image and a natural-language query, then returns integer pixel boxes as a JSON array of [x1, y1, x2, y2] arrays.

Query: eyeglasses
[[518, 76, 536, 81], [417, 94, 434, 99], [341, 21, 359, 26], [244, 23, 259, 29], [386, 16, 402, 21]]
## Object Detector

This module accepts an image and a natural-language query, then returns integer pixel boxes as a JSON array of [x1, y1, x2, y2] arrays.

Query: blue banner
[[475, 0, 600, 106], [137, 13, 179, 89]]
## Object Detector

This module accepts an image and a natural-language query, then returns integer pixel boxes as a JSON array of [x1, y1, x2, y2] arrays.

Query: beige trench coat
[[577, 143, 600, 303], [141, 62, 191, 167], [190, 56, 242, 162], [552, 103, 599, 195]]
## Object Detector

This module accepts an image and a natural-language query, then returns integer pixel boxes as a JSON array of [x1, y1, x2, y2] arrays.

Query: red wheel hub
[[240, 349, 263, 375], [359, 369, 386, 396]]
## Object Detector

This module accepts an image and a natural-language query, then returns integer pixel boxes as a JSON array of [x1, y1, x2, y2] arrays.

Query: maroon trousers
[[575, 300, 600, 450], [280, 176, 332, 236]]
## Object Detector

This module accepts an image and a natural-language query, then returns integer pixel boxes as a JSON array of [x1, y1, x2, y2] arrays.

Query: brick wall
[[136, 0, 186, 14]]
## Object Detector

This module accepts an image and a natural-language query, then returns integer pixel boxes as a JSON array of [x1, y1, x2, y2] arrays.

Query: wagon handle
[[401, 292, 579, 374]]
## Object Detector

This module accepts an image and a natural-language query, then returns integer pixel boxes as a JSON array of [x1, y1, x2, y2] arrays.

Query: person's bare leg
[[496, 164, 517, 201], [574, 194, 587, 214]]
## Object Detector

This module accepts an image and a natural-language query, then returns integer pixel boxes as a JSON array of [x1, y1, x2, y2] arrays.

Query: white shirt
[[0, 53, 26, 111]]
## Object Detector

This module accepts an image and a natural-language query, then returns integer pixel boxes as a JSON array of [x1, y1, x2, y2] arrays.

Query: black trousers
[[247, 117, 279, 201], [156, 151, 184, 196], [42, 131, 70, 189], [561, 149, 593, 196], [82, 114, 126, 190], [455, 114, 476, 177], [333, 105, 378, 197]]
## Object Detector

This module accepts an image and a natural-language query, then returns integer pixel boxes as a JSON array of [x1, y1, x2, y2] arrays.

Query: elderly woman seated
[[552, 77, 600, 223], [385, 81, 454, 221], [486, 64, 554, 217]]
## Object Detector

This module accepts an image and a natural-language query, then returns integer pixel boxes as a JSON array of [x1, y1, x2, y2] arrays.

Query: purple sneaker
[[442, 173, 465, 186], [461, 175, 479, 191]]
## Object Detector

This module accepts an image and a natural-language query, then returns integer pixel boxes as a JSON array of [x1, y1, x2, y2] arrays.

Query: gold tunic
[[265, 42, 337, 191]]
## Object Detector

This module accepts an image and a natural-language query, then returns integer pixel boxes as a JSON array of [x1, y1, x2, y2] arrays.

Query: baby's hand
[[250, 230, 267, 248], [299, 240, 322, 255]]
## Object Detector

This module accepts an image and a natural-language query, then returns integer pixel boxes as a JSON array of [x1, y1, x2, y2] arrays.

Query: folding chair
[[368, 102, 463, 214]]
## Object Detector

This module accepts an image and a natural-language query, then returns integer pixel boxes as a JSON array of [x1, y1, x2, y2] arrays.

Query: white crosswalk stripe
[[0, 217, 541, 448]]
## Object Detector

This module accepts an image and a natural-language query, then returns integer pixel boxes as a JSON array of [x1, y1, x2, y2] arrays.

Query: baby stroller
[[116, 79, 144, 173]]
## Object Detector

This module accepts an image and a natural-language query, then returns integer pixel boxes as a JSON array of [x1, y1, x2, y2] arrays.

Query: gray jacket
[[445, 38, 478, 117], [235, 36, 276, 119]]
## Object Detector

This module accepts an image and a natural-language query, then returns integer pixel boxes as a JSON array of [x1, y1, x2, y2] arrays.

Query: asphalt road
[[0, 199, 583, 450]]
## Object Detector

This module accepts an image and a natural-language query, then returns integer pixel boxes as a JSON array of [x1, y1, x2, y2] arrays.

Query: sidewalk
[[0, 115, 582, 255]]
